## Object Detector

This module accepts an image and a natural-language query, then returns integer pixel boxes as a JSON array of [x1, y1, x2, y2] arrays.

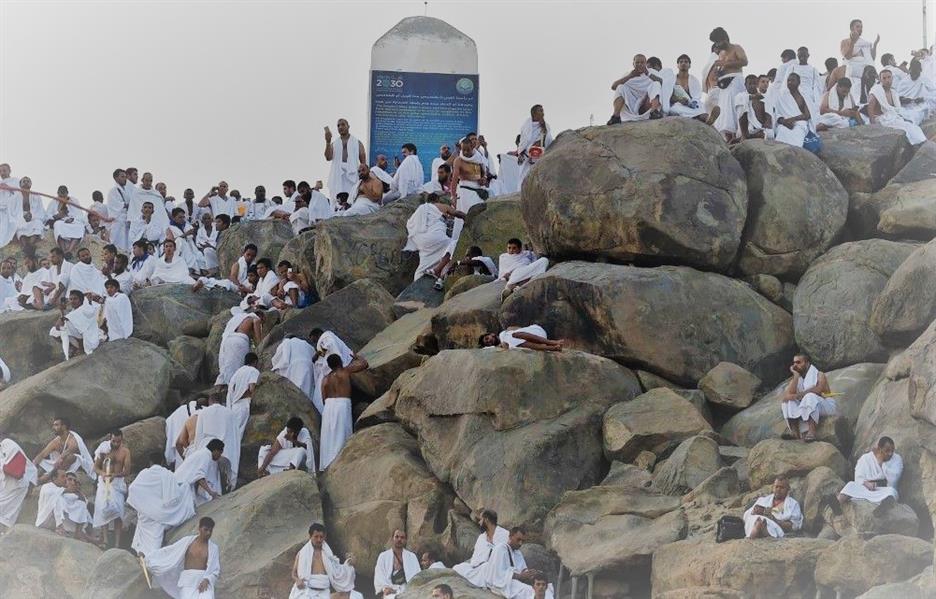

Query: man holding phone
[[197, 181, 236, 219]]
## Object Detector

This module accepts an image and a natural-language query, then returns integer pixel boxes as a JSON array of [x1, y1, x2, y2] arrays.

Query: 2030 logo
[[375, 76, 404, 89]]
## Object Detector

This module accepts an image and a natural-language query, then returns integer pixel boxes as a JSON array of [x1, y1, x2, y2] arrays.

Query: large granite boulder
[[826, 496, 921, 538], [115, 416, 167, 479], [521, 120, 748, 270], [168, 335, 207, 383], [276, 230, 320, 305], [814, 534, 933, 597], [216, 219, 294, 276], [82, 549, 164, 599], [907, 322, 936, 428], [697, 362, 761, 410], [0, 309, 60, 382], [167, 470, 321, 599], [544, 485, 685, 577], [431, 280, 505, 350], [257, 278, 396, 366], [0, 339, 172, 452], [877, 179, 936, 239], [131, 284, 240, 347], [651, 435, 721, 496], [732, 140, 848, 279], [320, 423, 459, 577], [240, 372, 321, 485], [451, 194, 526, 261], [849, 141, 936, 238], [747, 439, 848, 488], [0, 525, 101, 599], [501, 261, 794, 385], [603, 388, 711, 462], [353, 307, 437, 398], [384, 349, 642, 528], [314, 197, 419, 297], [871, 239, 936, 346], [817, 125, 913, 193], [793, 240, 915, 370], [651, 537, 833, 599], [720, 362, 885, 449]]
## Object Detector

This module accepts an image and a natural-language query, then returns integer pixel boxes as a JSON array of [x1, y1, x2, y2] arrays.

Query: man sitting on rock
[[743, 476, 803, 538], [173, 438, 224, 507], [33, 416, 94, 483], [818, 78, 864, 130], [484, 526, 541, 598], [420, 548, 446, 570], [453, 509, 510, 586], [0, 434, 37, 534], [258, 416, 316, 477], [837, 436, 903, 514], [607, 53, 664, 124], [497, 238, 548, 299], [145, 516, 221, 599], [781, 353, 835, 442], [374, 529, 421, 597], [479, 325, 566, 352], [289, 522, 363, 598]]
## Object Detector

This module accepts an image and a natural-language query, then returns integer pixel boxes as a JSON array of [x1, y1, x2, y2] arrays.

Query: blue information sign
[[369, 70, 479, 182]]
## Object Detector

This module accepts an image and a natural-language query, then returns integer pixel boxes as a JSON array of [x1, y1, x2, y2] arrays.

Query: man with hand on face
[[608, 54, 663, 124]]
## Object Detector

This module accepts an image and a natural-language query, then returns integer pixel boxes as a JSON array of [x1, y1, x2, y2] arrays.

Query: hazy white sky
[[0, 0, 928, 203]]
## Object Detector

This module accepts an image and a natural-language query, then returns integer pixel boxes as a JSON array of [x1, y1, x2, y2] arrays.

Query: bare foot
[[191, 280, 205, 293]]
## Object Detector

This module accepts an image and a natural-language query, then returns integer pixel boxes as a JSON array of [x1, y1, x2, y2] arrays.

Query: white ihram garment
[[103, 292, 133, 340], [146, 535, 220, 599], [319, 397, 352, 471], [484, 543, 534, 599], [373, 548, 421, 597], [272, 337, 316, 401], [394, 154, 425, 198], [166, 401, 200, 468], [289, 541, 362, 599], [615, 73, 662, 122], [404, 202, 451, 279], [128, 464, 196, 556], [780, 365, 837, 428], [327, 135, 362, 200], [174, 447, 221, 506], [49, 300, 101, 359], [226, 364, 259, 442], [773, 89, 811, 148], [258, 426, 316, 474], [742, 493, 803, 538], [214, 313, 258, 385], [870, 83, 927, 145], [192, 403, 240, 490], [311, 331, 353, 414], [839, 451, 903, 505], [453, 526, 510, 586], [714, 72, 746, 133], [0, 439, 37, 527]]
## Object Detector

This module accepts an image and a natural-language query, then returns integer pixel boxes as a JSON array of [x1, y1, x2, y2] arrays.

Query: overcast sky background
[[0, 0, 928, 203]]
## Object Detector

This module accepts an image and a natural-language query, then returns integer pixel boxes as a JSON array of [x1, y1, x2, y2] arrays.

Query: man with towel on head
[[837, 436, 903, 514], [165, 398, 205, 469], [257, 416, 316, 477], [374, 529, 422, 598], [272, 335, 317, 402], [227, 353, 260, 442], [310, 329, 354, 414], [781, 353, 836, 442], [518, 104, 553, 182], [0, 434, 37, 534], [325, 119, 367, 205], [215, 310, 263, 385], [129, 452, 196, 556], [289, 522, 363, 599], [607, 54, 663, 124], [868, 68, 927, 145], [144, 516, 221, 599], [319, 354, 368, 470], [709, 27, 749, 139], [454, 509, 510, 587], [33, 417, 95, 483], [91, 429, 131, 548]]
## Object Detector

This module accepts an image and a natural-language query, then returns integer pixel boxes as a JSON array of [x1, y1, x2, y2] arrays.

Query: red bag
[[3, 451, 27, 479]]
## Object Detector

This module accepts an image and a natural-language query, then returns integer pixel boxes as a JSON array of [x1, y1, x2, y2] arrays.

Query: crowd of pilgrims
[[0, 18, 927, 599]]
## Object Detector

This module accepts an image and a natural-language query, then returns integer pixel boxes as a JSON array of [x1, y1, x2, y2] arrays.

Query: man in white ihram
[[128, 451, 196, 557], [325, 119, 366, 205], [453, 508, 510, 586], [272, 334, 317, 402], [144, 516, 221, 599], [517, 104, 553, 183], [0, 434, 37, 534], [485, 526, 546, 598], [837, 436, 903, 515], [257, 416, 316, 477], [374, 529, 421, 597], [781, 353, 836, 442], [319, 354, 369, 470], [289, 522, 363, 598]]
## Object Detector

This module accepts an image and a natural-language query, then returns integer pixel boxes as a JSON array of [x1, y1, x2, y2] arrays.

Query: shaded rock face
[[0, 310, 60, 383], [747, 439, 848, 488], [0, 338, 172, 453], [651, 537, 833, 599], [877, 179, 936, 239], [907, 321, 936, 428], [131, 284, 240, 347], [732, 140, 848, 280], [826, 497, 921, 538], [451, 194, 526, 262], [240, 372, 321, 485], [651, 435, 721, 496], [168, 335, 207, 383], [217, 219, 294, 276], [431, 280, 505, 350], [793, 240, 915, 370], [849, 141, 936, 239], [603, 388, 712, 462], [257, 278, 397, 366], [114, 416, 167, 479], [353, 307, 436, 398], [545, 485, 685, 576], [521, 120, 748, 271], [814, 534, 933, 596], [0, 525, 101, 599], [817, 124, 913, 194], [384, 349, 642, 528], [314, 198, 420, 298], [697, 361, 761, 410], [395, 275, 445, 314], [500, 261, 793, 385], [83, 548, 165, 599], [871, 239, 936, 346], [320, 424, 458, 578], [168, 470, 322, 599], [720, 362, 884, 450]]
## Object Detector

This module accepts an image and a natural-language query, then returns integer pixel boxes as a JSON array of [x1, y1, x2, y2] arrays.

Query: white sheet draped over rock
[[146, 534, 221, 599]]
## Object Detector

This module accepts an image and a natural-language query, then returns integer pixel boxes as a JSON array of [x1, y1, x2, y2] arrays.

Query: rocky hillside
[[4, 119, 936, 598]]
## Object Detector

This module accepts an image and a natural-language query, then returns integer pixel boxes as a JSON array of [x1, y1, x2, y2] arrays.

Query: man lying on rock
[[478, 324, 567, 352], [780, 353, 837, 442], [743, 476, 803, 539]]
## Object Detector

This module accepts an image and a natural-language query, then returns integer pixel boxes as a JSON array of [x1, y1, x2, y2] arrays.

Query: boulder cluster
[[4, 119, 936, 598]]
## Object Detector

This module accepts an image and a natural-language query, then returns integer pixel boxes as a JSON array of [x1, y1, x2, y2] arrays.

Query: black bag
[[715, 515, 746, 542]]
